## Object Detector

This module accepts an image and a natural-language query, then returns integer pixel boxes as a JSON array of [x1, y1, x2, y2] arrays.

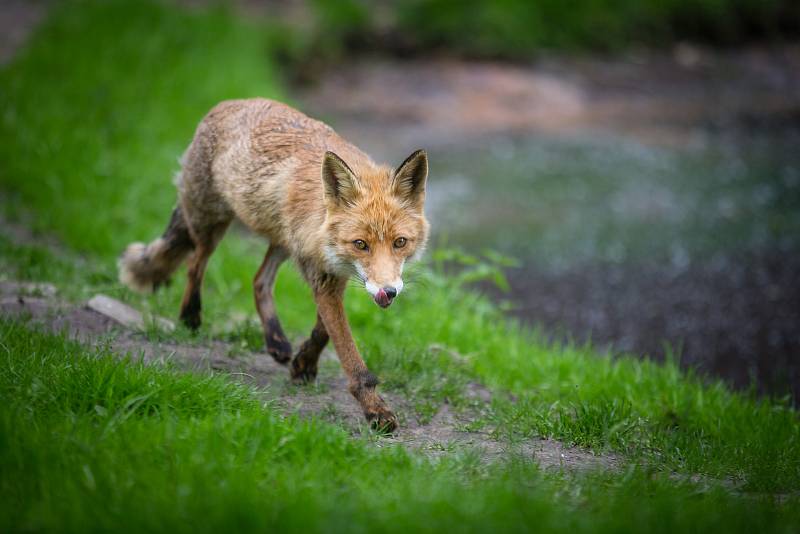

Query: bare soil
[[0, 0, 48, 65], [0, 279, 620, 471]]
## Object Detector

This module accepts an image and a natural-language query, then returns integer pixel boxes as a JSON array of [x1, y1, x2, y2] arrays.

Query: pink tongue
[[375, 288, 390, 307]]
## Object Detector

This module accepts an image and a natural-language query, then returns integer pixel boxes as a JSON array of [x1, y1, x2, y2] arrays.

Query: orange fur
[[118, 98, 430, 431]]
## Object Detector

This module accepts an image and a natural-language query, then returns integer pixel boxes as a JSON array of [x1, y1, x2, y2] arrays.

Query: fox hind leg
[[254, 245, 292, 363], [178, 221, 229, 330]]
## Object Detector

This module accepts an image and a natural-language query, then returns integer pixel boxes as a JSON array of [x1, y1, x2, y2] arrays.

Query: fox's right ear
[[322, 151, 361, 207]]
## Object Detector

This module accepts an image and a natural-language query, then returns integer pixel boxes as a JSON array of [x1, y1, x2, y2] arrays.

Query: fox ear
[[322, 151, 361, 207], [393, 149, 428, 205]]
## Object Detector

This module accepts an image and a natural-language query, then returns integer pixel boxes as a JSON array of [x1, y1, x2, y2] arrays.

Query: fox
[[118, 98, 429, 431]]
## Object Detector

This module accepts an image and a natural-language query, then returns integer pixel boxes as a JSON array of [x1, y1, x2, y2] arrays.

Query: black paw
[[290, 357, 318, 384], [180, 312, 201, 331], [266, 334, 292, 364], [180, 291, 202, 331], [366, 406, 398, 434]]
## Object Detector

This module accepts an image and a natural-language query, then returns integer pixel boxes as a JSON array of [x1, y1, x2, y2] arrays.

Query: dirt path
[[0, 0, 48, 65], [0, 279, 620, 471]]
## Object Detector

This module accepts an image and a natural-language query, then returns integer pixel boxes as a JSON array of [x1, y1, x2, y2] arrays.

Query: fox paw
[[366, 406, 398, 434], [290, 357, 318, 384], [180, 311, 201, 331], [265, 335, 292, 364]]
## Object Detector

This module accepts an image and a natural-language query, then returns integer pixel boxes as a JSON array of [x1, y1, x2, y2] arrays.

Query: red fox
[[119, 98, 429, 431]]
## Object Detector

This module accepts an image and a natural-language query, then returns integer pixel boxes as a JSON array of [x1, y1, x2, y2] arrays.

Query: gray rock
[[87, 294, 174, 332]]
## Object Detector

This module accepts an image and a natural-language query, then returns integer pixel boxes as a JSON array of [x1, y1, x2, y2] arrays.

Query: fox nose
[[383, 287, 397, 299]]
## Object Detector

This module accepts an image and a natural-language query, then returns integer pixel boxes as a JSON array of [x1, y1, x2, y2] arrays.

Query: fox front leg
[[291, 313, 329, 383], [314, 284, 397, 432]]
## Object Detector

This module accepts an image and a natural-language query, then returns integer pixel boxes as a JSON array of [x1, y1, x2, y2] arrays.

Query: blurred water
[[425, 129, 800, 401], [427, 131, 800, 269]]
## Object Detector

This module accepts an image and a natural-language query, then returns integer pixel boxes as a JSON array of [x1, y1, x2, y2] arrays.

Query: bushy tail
[[118, 206, 195, 293]]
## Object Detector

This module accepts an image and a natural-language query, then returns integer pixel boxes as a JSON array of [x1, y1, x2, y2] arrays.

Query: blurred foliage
[[0, 0, 281, 254], [431, 247, 520, 292], [270, 0, 800, 75], [393, 0, 799, 55], [267, 0, 372, 83]]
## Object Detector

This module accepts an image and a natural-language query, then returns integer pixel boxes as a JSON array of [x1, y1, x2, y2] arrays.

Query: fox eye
[[353, 239, 369, 251], [393, 237, 407, 249]]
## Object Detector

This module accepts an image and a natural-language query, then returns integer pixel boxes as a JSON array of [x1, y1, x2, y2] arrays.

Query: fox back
[[181, 98, 429, 300]]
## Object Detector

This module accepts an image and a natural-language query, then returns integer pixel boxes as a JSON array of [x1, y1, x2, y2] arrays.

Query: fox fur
[[119, 98, 430, 431]]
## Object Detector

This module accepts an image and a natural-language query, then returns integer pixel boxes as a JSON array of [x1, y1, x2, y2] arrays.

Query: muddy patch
[[498, 250, 800, 399], [0, 280, 620, 472]]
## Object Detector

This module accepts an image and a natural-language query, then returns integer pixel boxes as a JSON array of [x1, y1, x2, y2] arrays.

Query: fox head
[[322, 149, 430, 308]]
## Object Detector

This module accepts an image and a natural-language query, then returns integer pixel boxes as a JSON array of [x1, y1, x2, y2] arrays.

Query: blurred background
[[2, 0, 799, 400]]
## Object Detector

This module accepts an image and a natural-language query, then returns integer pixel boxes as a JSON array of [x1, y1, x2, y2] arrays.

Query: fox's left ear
[[392, 149, 428, 206]]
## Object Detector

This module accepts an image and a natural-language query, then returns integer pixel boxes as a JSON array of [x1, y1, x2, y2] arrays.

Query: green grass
[[0, 0, 281, 254], [2, 319, 799, 533], [1, 0, 799, 531]]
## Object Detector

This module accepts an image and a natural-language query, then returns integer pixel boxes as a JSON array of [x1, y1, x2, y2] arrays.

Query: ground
[[0, 278, 618, 471]]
